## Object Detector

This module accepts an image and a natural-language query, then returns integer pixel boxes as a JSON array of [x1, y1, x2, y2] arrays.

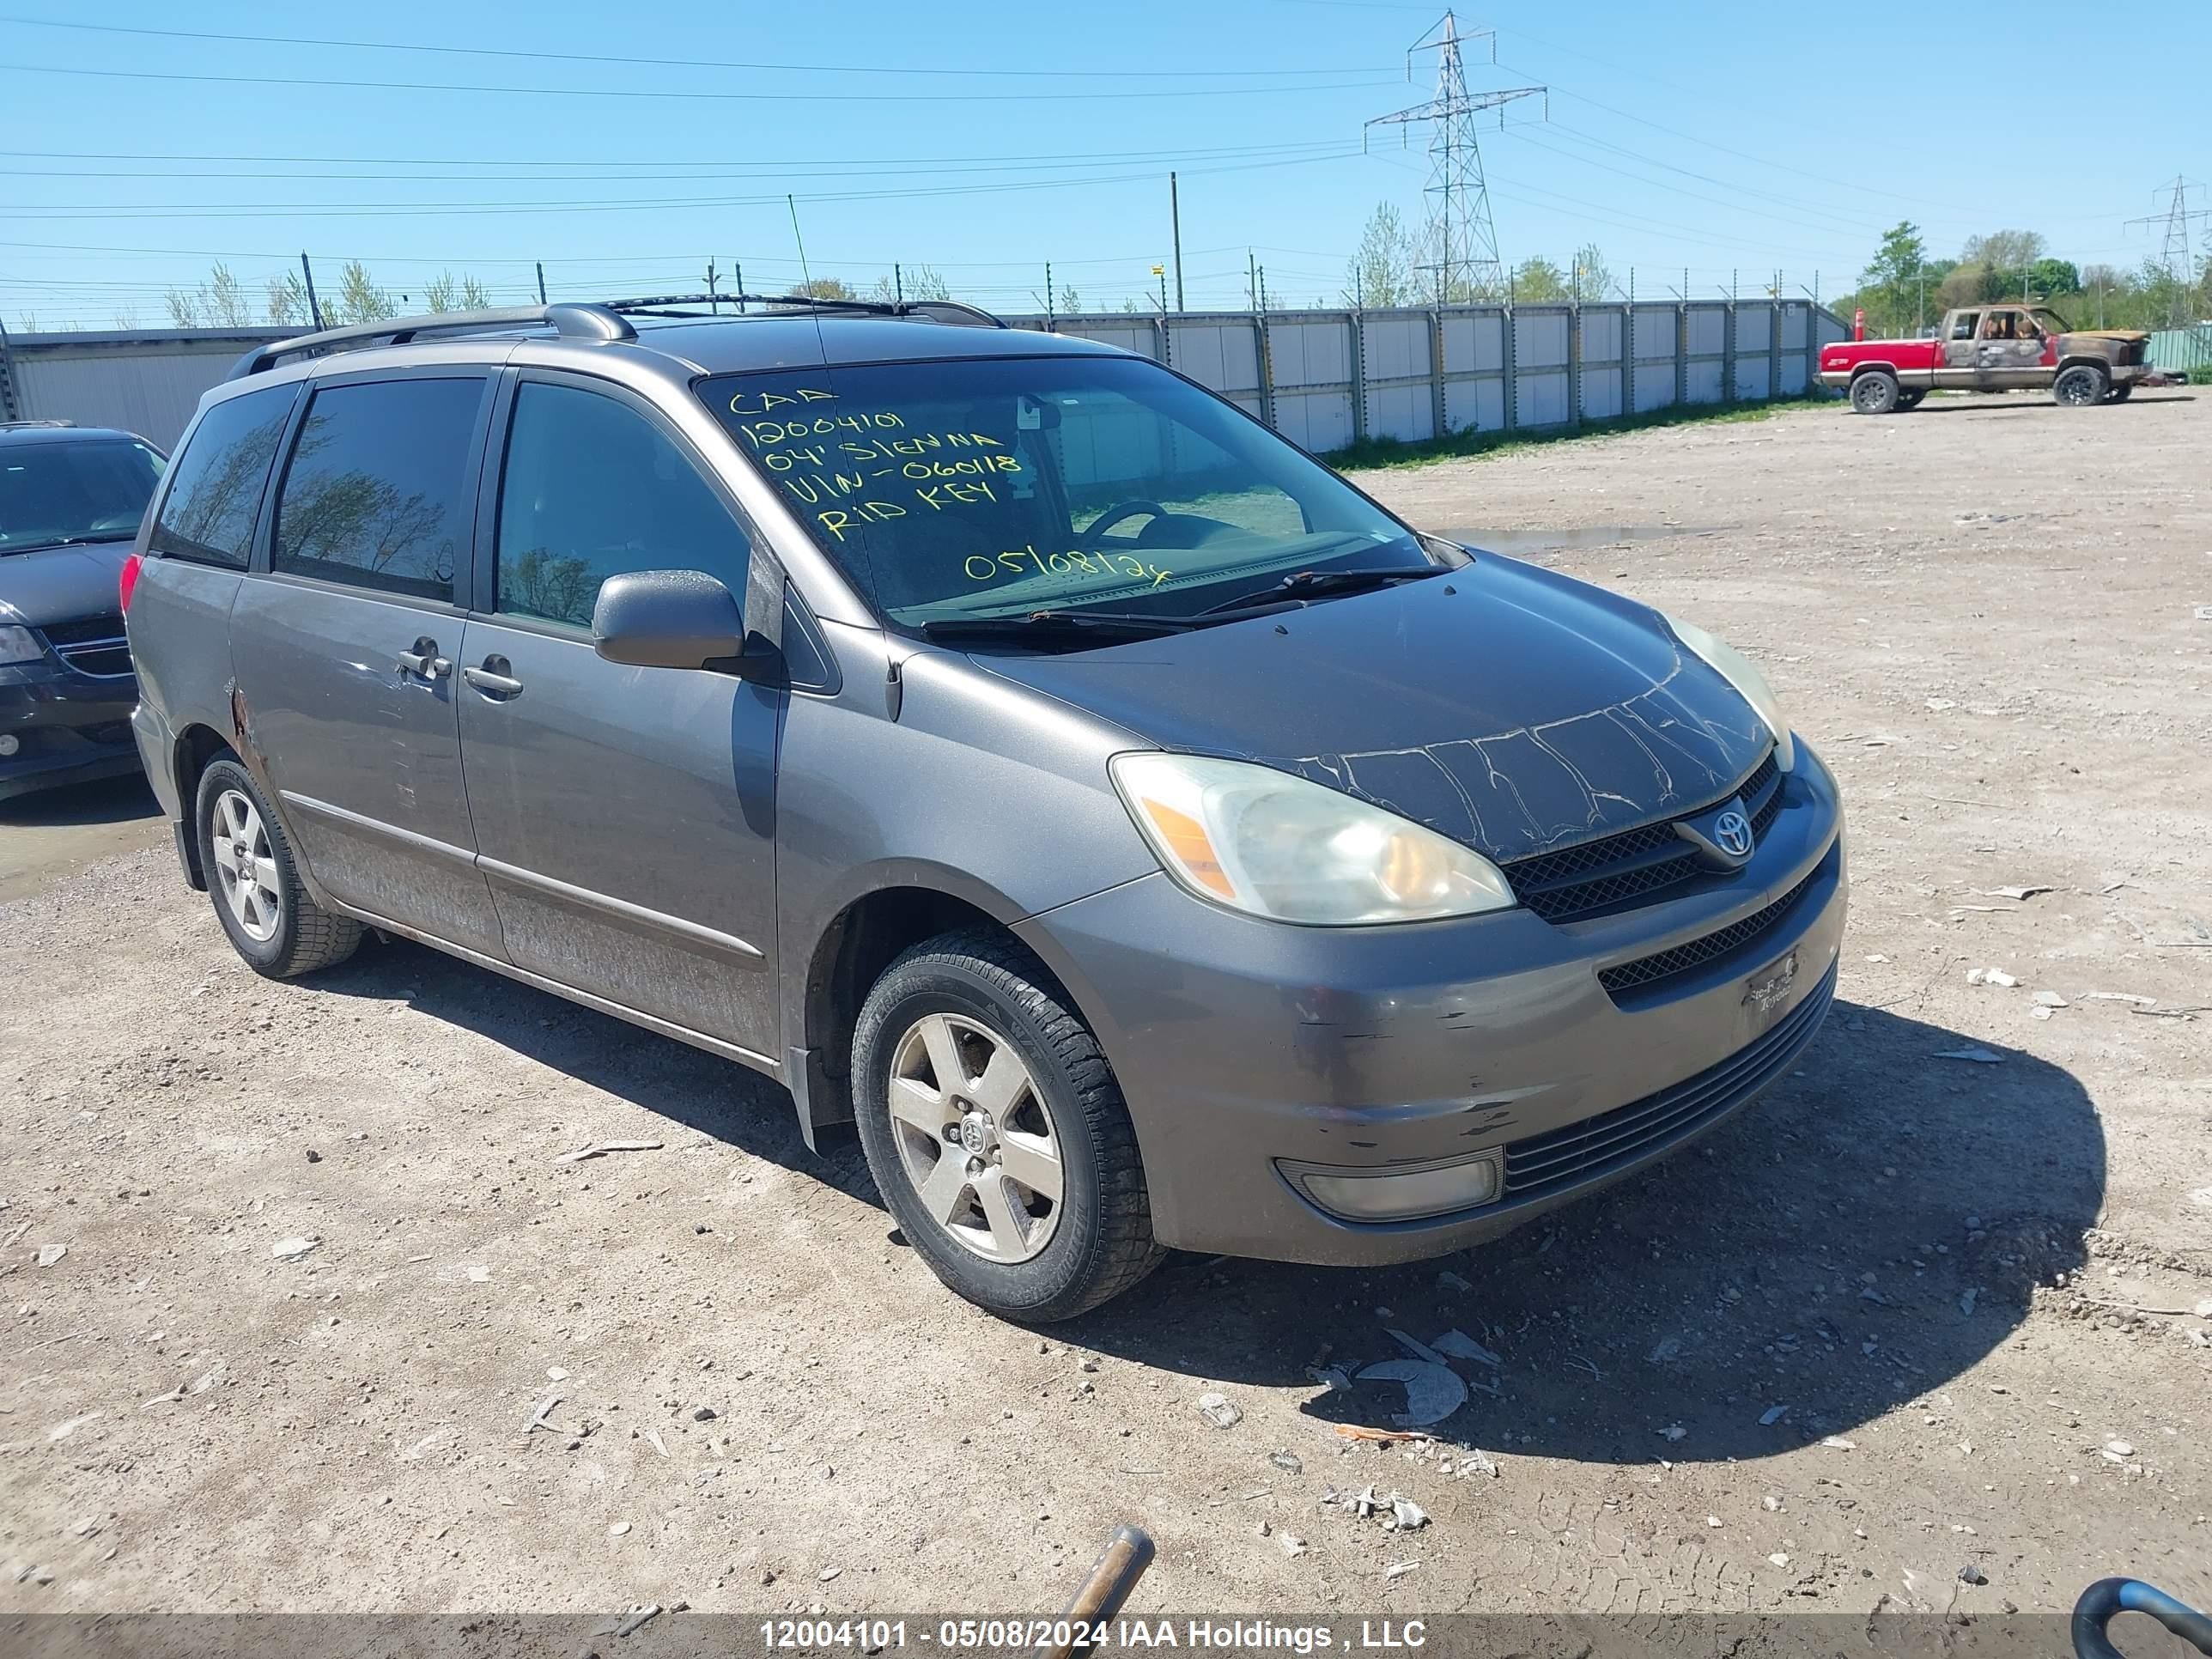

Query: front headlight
[[1109, 752, 1516, 926], [0, 624, 46, 667], [1663, 613, 1796, 773]]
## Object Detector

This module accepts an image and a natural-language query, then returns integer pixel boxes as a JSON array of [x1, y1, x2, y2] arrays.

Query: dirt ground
[[3, 389, 2208, 1626]]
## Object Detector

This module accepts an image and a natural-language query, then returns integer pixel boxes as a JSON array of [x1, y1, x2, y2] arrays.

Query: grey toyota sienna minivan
[[122, 295, 1844, 1321]]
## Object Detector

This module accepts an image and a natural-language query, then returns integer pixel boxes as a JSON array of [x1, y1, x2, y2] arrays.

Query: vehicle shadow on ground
[[319, 939, 2102, 1467], [1066, 997, 2104, 1466], [0, 772, 160, 830], [1906, 393, 2195, 414]]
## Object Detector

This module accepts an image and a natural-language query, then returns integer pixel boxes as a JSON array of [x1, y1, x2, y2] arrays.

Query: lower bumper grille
[[1503, 959, 1837, 1200], [1598, 855, 1825, 997]]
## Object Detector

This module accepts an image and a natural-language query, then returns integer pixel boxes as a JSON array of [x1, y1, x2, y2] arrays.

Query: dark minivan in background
[[0, 421, 164, 799], [119, 296, 1845, 1322]]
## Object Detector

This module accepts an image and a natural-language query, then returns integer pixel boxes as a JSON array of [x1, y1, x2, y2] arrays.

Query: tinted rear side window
[[150, 386, 293, 568], [272, 377, 483, 604]]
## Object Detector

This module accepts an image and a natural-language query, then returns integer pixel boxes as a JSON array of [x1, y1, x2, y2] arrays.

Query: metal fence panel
[[7, 299, 1849, 466]]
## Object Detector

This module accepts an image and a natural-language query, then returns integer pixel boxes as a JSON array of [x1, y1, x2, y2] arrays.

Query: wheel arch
[[788, 872, 1036, 1149], [169, 723, 237, 890]]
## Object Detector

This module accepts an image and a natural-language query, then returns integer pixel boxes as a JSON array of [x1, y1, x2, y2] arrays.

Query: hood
[[970, 553, 1771, 865], [0, 538, 134, 629]]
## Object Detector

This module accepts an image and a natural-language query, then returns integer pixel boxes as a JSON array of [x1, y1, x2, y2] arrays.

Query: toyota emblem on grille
[[1713, 809, 1754, 859]]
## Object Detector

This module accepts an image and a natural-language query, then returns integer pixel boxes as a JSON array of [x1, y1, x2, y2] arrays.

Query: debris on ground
[[1934, 1047, 2003, 1064], [526, 1395, 563, 1435], [1960, 1287, 1982, 1316], [602, 1606, 660, 1638], [1279, 1533, 1309, 1557], [1355, 1358, 1468, 1429], [1385, 1562, 1418, 1581], [1822, 1437, 1858, 1450], [1960, 1565, 1988, 1586], [1389, 1496, 1430, 1530], [1437, 1270, 1474, 1293], [1331, 1424, 1433, 1446], [1967, 968, 2020, 988], [1196, 1392, 1243, 1430], [554, 1139, 664, 1164], [35, 1243, 66, 1267], [270, 1237, 319, 1261], [1759, 1404, 1790, 1425], [1268, 1451, 1304, 1474], [1431, 1328, 1504, 1367], [1387, 1329, 1451, 1366], [1656, 1423, 1688, 1442], [1972, 886, 2051, 901]]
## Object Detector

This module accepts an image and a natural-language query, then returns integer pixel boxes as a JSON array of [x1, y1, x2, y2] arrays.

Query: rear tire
[[194, 756, 363, 979], [852, 927, 1162, 1322], [1850, 370, 1900, 414], [2052, 363, 2108, 406]]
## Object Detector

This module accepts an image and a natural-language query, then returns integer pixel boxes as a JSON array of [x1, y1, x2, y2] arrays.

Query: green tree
[[1056, 283, 1083, 313], [791, 276, 857, 301], [264, 270, 310, 325], [331, 260, 395, 324], [1342, 201, 1419, 308], [1571, 243, 1615, 301], [163, 288, 200, 328], [1510, 256, 1570, 302], [1855, 222, 1926, 338], [2025, 258, 2079, 300]]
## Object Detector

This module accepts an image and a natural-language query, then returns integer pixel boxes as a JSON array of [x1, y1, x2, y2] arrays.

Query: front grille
[[38, 613, 132, 679], [1504, 748, 1784, 922], [1502, 959, 1836, 1200], [1597, 857, 1824, 997]]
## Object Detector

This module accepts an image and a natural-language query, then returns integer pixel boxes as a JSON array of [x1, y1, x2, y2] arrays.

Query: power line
[[0, 15, 1391, 80], [0, 59, 1400, 104]]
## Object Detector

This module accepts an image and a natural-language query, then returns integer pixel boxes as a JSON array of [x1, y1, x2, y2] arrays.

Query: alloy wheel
[[886, 1012, 1064, 1263], [210, 787, 283, 943]]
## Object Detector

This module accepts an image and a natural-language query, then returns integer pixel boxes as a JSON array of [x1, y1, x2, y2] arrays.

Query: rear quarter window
[[151, 386, 295, 568], [272, 376, 485, 605]]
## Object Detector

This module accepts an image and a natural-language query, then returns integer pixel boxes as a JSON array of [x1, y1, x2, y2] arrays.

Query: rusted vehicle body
[[1820, 304, 2175, 412]]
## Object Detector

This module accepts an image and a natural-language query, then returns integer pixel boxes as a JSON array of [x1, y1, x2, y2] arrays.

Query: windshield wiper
[[1196, 565, 1438, 617], [921, 608, 1201, 645], [0, 535, 105, 555]]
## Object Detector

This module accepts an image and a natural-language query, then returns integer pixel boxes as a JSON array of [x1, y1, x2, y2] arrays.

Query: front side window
[[272, 377, 483, 603], [1, 436, 165, 556], [150, 386, 290, 568], [700, 354, 1429, 631], [494, 381, 750, 629]]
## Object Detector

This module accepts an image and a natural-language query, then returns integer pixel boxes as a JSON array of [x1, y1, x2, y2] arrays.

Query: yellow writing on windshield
[[726, 387, 836, 417], [962, 545, 1174, 588]]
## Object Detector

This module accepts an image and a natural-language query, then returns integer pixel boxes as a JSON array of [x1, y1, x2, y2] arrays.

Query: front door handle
[[397, 636, 452, 681], [464, 656, 524, 698]]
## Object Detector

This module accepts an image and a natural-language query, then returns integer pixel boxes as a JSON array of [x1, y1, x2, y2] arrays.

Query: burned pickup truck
[[1819, 303, 2174, 412]]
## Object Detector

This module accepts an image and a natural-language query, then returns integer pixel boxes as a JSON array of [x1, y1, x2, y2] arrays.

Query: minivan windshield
[[700, 355, 1437, 632], [0, 438, 166, 556]]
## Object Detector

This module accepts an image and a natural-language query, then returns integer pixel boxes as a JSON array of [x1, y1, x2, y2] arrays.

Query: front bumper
[[0, 666, 142, 801], [1018, 743, 1847, 1265]]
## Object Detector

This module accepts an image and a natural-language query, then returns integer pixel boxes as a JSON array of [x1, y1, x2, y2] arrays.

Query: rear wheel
[[194, 757, 362, 978], [852, 927, 1162, 1322], [2052, 363, 2108, 407], [1850, 370, 1900, 414]]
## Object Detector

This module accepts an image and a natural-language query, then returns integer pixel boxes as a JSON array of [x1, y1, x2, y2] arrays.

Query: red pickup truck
[[1819, 303, 2171, 413]]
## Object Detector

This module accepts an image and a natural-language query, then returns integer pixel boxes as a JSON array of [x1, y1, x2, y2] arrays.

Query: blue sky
[[3, 0, 2206, 328]]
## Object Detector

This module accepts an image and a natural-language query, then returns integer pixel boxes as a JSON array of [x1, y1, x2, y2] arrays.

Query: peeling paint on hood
[[970, 553, 1772, 866]]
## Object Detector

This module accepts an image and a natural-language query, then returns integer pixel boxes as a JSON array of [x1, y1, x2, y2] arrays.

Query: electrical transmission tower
[[1364, 11, 1544, 304], [2125, 175, 2209, 326]]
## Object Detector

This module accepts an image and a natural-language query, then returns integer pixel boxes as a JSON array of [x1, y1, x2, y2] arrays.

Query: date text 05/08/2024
[[758, 1618, 1430, 1652]]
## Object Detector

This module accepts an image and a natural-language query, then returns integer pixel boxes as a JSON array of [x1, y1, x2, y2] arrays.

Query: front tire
[[1850, 370, 1900, 414], [194, 757, 362, 978], [2053, 363, 2108, 406], [852, 927, 1162, 1322]]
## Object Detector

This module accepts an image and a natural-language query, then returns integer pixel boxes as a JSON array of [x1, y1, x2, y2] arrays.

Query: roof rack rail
[[224, 301, 635, 381], [600, 293, 1008, 328], [0, 417, 76, 430]]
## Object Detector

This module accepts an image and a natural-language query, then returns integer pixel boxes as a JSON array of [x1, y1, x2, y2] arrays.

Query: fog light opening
[[1290, 1152, 1503, 1224], [0, 732, 20, 757]]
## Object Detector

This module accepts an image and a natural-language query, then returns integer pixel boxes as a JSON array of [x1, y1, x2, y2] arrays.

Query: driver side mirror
[[592, 569, 779, 678]]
